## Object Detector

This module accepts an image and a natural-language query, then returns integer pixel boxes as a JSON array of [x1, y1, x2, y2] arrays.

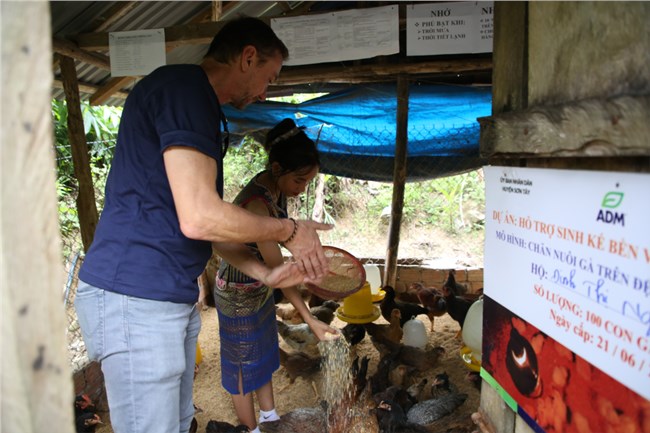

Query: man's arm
[[163, 146, 332, 278]]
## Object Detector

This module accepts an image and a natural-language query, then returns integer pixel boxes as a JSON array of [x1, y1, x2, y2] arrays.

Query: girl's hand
[[305, 315, 341, 341]]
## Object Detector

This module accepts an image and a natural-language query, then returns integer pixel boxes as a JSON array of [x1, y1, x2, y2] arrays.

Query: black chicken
[[374, 400, 430, 433], [341, 323, 366, 346], [441, 273, 475, 329], [206, 420, 250, 433], [256, 407, 327, 433], [380, 286, 428, 327]]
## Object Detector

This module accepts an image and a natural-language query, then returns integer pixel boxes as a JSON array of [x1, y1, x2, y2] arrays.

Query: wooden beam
[[212, 0, 223, 21], [492, 2, 528, 114], [275, 58, 492, 85], [1, 1, 73, 431], [89, 1, 139, 32], [52, 37, 111, 71], [59, 55, 100, 251], [384, 75, 409, 288], [479, 95, 650, 158], [52, 78, 128, 101]]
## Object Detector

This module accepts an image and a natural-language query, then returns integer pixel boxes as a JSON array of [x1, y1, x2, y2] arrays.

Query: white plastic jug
[[363, 264, 382, 295], [402, 316, 427, 349], [461, 297, 484, 361]]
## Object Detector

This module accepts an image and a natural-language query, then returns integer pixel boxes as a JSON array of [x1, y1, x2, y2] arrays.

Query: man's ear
[[241, 45, 257, 71]]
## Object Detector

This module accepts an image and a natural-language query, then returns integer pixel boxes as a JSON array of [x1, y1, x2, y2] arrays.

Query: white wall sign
[[271, 5, 399, 66], [109, 28, 166, 77], [406, 2, 493, 56], [484, 166, 650, 400]]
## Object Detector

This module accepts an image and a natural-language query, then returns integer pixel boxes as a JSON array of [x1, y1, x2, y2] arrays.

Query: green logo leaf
[[601, 192, 624, 209]]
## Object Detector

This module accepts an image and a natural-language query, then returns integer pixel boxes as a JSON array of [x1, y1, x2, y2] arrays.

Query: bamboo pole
[[384, 75, 409, 287]]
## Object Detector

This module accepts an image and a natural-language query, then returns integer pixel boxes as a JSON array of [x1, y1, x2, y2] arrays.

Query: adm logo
[[596, 190, 625, 226]]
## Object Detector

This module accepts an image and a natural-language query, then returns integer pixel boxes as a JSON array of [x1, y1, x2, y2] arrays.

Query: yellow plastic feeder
[[336, 282, 380, 324]]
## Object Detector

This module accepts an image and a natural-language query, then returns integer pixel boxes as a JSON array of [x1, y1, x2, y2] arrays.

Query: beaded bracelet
[[281, 218, 298, 246]]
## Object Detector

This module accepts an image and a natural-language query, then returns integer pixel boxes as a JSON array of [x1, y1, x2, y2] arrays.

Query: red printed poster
[[483, 166, 650, 433]]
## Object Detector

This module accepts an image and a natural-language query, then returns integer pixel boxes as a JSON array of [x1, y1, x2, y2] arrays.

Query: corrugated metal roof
[[50, 1, 313, 106]]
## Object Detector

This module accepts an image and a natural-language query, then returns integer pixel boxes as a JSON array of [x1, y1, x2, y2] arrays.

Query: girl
[[213, 118, 337, 433]]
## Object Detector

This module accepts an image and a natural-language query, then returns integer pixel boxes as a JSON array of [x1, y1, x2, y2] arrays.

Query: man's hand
[[284, 220, 333, 279]]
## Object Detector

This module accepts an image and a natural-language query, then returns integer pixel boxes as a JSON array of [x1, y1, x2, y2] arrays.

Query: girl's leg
[[256, 381, 280, 423], [231, 370, 257, 430]]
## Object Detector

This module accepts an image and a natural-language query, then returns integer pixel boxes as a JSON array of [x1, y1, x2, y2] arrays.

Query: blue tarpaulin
[[222, 83, 492, 182]]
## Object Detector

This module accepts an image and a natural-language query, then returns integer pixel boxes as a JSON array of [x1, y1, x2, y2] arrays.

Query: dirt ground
[[95, 301, 481, 433]]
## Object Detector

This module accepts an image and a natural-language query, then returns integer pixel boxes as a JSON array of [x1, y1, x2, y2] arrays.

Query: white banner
[[271, 5, 399, 66], [406, 2, 493, 56], [484, 166, 650, 400], [109, 28, 166, 77]]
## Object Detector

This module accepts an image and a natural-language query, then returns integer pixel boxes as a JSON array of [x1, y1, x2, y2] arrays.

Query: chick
[[388, 364, 417, 388], [277, 320, 319, 353], [340, 323, 366, 346], [375, 400, 430, 433], [310, 300, 339, 325], [278, 347, 321, 384], [380, 286, 428, 327], [397, 345, 446, 372], [206, 420, 250, 433], [412, 282, 447, 331], [364, 308, 403, 348]]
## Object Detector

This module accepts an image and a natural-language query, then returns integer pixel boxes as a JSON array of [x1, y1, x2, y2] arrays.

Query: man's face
[[230, 52, 283, 110]]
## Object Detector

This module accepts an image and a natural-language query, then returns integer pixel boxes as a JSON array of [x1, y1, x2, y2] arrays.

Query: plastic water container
[[461, 297, 484, 362], [363, 264, 382, 295], [402, 316, 428, 349]]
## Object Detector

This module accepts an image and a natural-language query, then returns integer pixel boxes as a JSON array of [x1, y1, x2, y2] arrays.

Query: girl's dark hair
[[264, 118, 320, 176], [205, 17, 289, 64]]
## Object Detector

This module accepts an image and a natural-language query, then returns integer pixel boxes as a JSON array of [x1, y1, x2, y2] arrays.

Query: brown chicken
[[396, 344, 446, 372], [388, 363, 417, 388], [278, 347, 321, 383], [380, 286, 429, 327], [411, 282, 448, 331], [364, 308, 403, 351]]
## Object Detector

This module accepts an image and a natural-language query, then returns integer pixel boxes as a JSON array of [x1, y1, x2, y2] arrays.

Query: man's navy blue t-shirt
[[79, 65, 223, 304]]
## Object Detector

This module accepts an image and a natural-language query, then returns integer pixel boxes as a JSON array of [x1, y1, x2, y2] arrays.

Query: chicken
[[277, 320, 319, 353], [275, 303, 298, 321], [441, 273, 476, 330], [373, 385, 417, 414], [310, 300, 339, 325], [351, 355, 371, 400], [429, 371, 458, 399], [406, 377, 429, 403], [442, 269, 469, 296], [466, 370, 482, 391], [341, 323, 366, 346], [259, 407, 327, 433], [396, 344, 446, 372], [375, 400, 430, 433], [406, 392, 468, 425], [370, 352, 399, 394], [75, 412, 102, 433], [206, 420, 250, 433], [411, 282, 447, 331], [380, 286, 428, 327], [278, 347, 321, 383], [364, 308, 403, 348], [388, 364, 417, 388]]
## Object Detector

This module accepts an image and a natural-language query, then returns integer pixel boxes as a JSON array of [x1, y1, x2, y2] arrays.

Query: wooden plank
[[480, 383, 516, 433], [1, 1, 74, 431], [89, 76, 135, 106], [52, 78, 129, 101], [384, 75, 409, 287], [528, 2, 650, 106], [59, 55, 99, 251], [479, 95, 650, 158], [492, 2, 528, 115], [276, 58, 492, 86]]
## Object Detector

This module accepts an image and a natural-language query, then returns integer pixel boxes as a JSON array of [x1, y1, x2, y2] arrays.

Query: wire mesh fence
[[59, 125, 486, 370]]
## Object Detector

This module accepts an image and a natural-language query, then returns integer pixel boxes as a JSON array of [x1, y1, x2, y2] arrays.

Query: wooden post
[[59, 54, 99, 252], [1, 1, 74, 432], [384, 75, 409, 287]]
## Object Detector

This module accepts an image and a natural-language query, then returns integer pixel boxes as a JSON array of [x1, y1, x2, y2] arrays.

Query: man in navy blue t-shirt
[[75, 17, 331, 433]]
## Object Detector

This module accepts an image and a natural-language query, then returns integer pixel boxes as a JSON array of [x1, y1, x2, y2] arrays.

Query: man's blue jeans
[[75, 280, 201, 433]]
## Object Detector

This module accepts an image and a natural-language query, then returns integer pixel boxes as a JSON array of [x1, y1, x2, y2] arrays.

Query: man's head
[[204, 17, 289, 109], [205, 17, 288, 65]]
